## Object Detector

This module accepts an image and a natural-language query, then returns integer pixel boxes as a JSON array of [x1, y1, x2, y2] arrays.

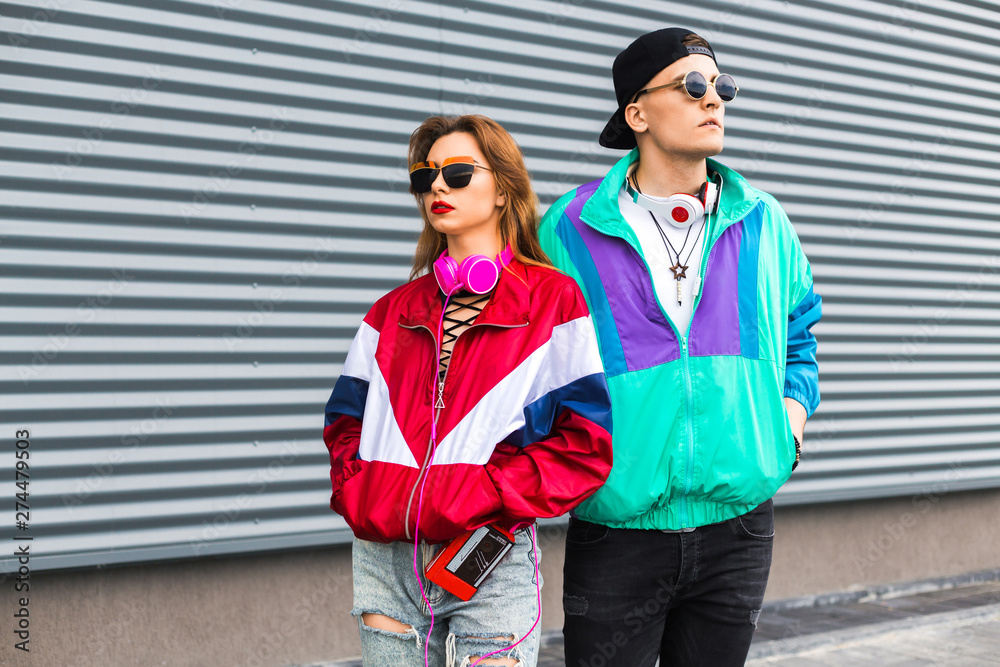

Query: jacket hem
[[575, 498, 770, 531]]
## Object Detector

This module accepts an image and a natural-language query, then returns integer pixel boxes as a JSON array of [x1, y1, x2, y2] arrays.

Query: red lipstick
[[431, 200, 454, 214]]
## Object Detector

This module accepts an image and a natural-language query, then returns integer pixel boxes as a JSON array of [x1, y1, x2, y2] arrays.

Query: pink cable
[[412, 289, 453, 666], [470, 523, 542, 666], [413, 285, 542, 667]]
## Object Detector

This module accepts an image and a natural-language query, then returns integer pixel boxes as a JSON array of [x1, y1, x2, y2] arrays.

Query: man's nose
[[703, 84, 722, 108]]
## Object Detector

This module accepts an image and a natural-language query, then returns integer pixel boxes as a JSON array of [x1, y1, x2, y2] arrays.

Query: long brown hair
[[406, 115, 553, 281]]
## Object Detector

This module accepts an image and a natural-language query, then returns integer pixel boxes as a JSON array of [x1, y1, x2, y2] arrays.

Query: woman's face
[[421, 131, 504, 245]]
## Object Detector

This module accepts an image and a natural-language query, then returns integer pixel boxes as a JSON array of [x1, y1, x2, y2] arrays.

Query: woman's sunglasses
[[631, 71, 739, 104], [409, 156, 492, 194]]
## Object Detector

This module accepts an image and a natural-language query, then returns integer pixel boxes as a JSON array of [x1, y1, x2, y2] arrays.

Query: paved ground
[[746, 607, 1000, 666], [745, 580, 1000, 666], [320, 576, 1000, 666]]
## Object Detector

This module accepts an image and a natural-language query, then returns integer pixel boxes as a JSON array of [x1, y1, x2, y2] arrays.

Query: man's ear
[[624, 103, 648, 136]]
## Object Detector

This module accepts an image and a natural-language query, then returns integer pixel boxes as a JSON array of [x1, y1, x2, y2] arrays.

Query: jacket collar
[[397, 257, 531, 332], [579, 148, 762, 244]]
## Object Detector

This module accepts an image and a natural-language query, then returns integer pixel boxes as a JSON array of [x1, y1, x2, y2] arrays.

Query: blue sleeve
[[324, 375, 369, 427], [784, 283, 822, 417], [502, 372, 612, 448]]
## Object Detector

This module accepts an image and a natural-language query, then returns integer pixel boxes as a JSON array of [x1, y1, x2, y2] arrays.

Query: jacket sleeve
[[484, 282, 613, 520], [785, 284, 822, 417], [323, 318, 380, 516], [779, 200, 822, 418]]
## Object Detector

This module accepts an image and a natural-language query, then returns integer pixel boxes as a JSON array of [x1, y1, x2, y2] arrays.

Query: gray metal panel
[[1, 0, 998, 572]]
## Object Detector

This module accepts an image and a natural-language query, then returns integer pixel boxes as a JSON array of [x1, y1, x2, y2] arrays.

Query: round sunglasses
[[631, 71, 739, 104], [409, 156, 492, 194]]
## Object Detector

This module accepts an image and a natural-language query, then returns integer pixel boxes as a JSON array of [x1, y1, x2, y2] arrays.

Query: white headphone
[[624, 163, 722, 230]]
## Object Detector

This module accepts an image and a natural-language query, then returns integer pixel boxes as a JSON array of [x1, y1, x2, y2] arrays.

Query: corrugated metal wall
[[2, 0, 998, 572]]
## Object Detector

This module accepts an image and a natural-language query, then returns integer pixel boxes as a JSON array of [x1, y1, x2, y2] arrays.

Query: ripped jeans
[[352, 527, 542, 667], [562, 499, 774, 667]]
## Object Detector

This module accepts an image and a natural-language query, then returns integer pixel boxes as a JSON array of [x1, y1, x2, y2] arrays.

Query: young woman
[[323, 115, 613, 667]]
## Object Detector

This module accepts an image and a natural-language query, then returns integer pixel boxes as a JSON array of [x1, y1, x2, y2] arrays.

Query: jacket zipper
[[397, 318, 527, 540], [580, 212, 721, 529], [397, 322, 436, 541], [678, 226, 715, 527]]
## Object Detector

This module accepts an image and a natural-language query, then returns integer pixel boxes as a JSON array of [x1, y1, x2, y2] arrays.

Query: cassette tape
[[425, 523, 515, 601]]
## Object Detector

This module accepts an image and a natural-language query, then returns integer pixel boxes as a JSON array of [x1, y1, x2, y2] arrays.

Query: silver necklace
[[631, 172, 707, 306]]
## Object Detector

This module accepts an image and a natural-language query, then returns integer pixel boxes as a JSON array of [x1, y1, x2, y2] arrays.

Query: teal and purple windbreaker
[[539, 150, 821, 530]]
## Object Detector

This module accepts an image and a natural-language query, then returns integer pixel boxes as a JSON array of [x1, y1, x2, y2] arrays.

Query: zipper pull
[[435, 380, 445, 409]]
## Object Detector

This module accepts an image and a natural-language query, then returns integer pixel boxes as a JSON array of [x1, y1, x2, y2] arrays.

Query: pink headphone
[[433, 245, 514, 295]]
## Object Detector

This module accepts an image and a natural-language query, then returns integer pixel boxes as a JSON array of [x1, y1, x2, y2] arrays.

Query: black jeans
[[562, 499, 774, 667]]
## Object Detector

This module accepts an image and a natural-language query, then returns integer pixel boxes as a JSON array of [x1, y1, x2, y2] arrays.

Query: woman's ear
[[496, 190, 506, 208]]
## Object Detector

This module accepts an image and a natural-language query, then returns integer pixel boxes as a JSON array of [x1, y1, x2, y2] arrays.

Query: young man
[[538, 28, 822, 666]]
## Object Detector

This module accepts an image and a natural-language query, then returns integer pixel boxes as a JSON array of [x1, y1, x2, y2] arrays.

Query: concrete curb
[[762, 567, 1000, 612], [746, 602, 1000, 660]]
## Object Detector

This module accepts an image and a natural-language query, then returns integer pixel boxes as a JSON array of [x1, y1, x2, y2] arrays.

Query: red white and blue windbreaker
[[324, 259, 613, 544]]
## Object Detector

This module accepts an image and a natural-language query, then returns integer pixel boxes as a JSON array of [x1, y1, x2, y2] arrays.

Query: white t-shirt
[[618, 185, 708, 337]]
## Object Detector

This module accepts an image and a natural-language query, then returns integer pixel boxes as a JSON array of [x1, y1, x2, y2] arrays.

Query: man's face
[[625, 54, 725, 159]]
